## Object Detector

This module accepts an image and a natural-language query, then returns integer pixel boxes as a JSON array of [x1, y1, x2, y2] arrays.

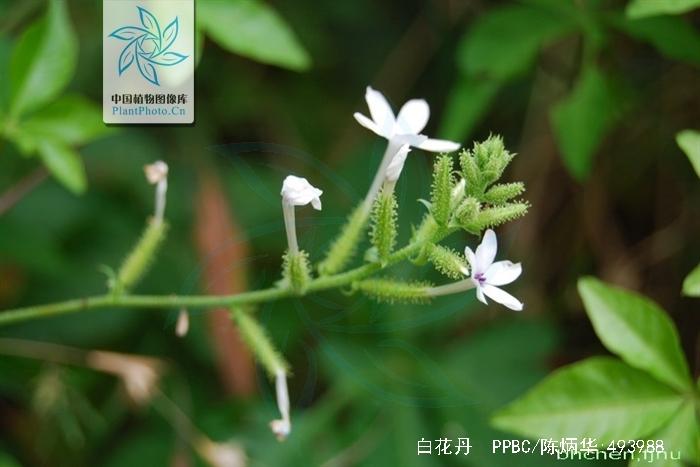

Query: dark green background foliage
[[0, 0, 698, 465]]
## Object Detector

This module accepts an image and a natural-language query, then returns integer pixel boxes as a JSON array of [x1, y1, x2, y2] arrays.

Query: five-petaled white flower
[[281, 175, 323, 210], [463, 229, 523, 311], [353, 87, 460, 153]]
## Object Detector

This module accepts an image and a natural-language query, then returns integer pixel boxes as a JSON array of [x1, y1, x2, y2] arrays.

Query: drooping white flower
[[86, 350, 163, 405], [281, 175, 323, 210], [143, 160, 169, 224], [463, 229, 523, 311], [353, 87, 460, 153], [280, 175, 323, 254], [196, 437, 246, 467], [269, 369, 291, 441], [384, 144, 411, 183]]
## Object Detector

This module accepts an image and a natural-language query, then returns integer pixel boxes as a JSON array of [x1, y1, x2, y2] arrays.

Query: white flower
[[281, 175, 323, 254], [384, 144, 411, 183], [143, 160, 169, 224], [463, 229, 523, 311], [144, 161, 168, 184], [269, 369, 291, 441], [281, 175, 323, 210], [353, 87, 460, 153]]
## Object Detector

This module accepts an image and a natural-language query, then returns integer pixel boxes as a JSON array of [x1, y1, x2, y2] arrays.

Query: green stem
[[0, 231, 446, 327]]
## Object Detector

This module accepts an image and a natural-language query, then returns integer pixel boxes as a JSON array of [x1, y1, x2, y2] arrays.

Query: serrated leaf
[[626, 0, 700, 18], [676, 129, 700, 178], [578, 277, 692, 391], [198, 0, 311, 71], [21, 95, 110, 146], [457, 5, 576, 80], [612, 15, 700, 66], [551, 66, 622, 180], [682, 263, 700, 297], [9, 0, 77, 117], [36, 139, 87, 194], [649, 403, 699, 467], [492, 357, 684, 442]]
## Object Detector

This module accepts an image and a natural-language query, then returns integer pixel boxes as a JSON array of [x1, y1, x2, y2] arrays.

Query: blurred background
[[0, 0, 698, 465]]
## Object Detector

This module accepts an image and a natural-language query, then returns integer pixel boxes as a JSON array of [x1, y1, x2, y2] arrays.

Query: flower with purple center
[[462, 229, 523, 311]]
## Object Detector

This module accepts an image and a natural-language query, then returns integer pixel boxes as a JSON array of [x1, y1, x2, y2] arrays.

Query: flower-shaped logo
[[108, 6, 188, 86]]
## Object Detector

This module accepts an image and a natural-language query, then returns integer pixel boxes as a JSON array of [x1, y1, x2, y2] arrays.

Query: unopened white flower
[[269, 369, 291, 441], [281, 175, 323, 210], [463, 229, 523, 311], [281, 175, 323, 254], [143, 160, 169, 224], [384, 144, 411, 183], [354, 87, 460, 153], [175, 308, 189, 337]]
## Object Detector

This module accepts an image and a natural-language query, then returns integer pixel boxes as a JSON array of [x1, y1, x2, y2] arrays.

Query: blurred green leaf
[[612, 15, 700, 66], [198, 0, 311, 71], [9, 0, 77, 118], [578, 277, 692, 391], [651, 402, 700, 467], [37, 139, 87, 194], [0, 451, 21, 467], [457, 4, 576, 80], [626, 0, 700, 18], [0, 37, 11, 118], [492, 357, 683, 442], [21, 95, 109, 146], [676, 129, 700, 178], [439, 77, 501, 143], [682, 263, 700, 297], [551, 66, 621, 180]]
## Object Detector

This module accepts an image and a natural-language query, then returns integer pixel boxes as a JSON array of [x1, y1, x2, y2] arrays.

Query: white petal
[[365, 87, 395, 137], [417, 138, 461, 153], [353, 112, 383, 137], [311, 197, 322, 211], [475, 286, 488, 305], [475, 229, 497, 270], [281, 175, 323, 208], [485, 261, 522, 286], [395, 99, 429, 135], [393, 133, 428, 148], [464, 246, 476, 274], [385, 144, 411, 182], [482, 284, 523, 311]]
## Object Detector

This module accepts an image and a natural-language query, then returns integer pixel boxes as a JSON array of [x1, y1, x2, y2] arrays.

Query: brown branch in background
[[0, 168, 48, 216], [194, 168, 256, 396]]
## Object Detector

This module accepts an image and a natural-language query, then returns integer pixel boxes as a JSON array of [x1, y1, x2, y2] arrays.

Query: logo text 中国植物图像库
[[103, 1, 194, 124]]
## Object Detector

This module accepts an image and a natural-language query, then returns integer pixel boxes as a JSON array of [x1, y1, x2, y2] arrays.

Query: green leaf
[[439, 77, 500, 143], [197, 0, 311, 71], [492, 357, 683, 442], [36, 139, 87, 194], [626, 0, 700, 18], [21, 95, 109, 146], [9, 0, 77, 117], [611, 15, 700, 66], [649, 403, 699, 467], [457, 5, 576, 80], [578, 277, 692, 391], [682, 263, 700, 297], [676, 129, 700, 178], [551, 66, 622, 180]]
